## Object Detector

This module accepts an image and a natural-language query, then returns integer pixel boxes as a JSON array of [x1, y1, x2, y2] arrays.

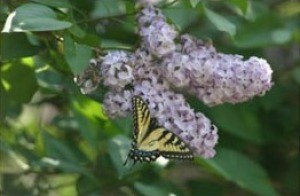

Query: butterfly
[[124, 96, 193, 165]]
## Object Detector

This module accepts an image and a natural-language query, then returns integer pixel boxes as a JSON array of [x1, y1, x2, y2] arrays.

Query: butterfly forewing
[[133, 96, 151, 144]]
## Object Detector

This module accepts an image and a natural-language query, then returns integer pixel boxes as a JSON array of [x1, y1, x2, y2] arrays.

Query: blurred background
[[0, 0, 299, 195]]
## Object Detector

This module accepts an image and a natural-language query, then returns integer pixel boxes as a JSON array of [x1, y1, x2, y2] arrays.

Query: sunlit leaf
[[190, 0, 202, 8], [72, 108, 98, 150], [278, 1, 300, 17], [0, 140, 29, 172], [1, 60, 38, 118], [46, 174, 78, 195], [228, 0, 248, 15]]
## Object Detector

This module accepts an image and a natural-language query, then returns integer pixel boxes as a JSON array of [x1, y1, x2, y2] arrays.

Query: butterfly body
[[124, 96, 193, 165]]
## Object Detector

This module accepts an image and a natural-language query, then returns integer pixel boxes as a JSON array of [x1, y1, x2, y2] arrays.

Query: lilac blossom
[[162, 35, 273, 106], [74, 4, 274, 159], [132, 50, 218, 158], [103, 90, 133, 118], [101, 51, 134, 92], [132, 80, 218, 158], [137, 6, 178, 57]]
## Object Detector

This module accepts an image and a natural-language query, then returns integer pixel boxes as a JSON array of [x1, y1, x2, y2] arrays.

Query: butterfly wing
[[132, 96, 154, 145], [157, 130, 194, 160], [137, 127, 193, 158], [125, 96, 193, 165]]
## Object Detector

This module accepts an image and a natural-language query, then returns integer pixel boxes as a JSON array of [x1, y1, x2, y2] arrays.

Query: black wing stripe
[[164, 133, 176, 146], [157, 130, 169, 141]]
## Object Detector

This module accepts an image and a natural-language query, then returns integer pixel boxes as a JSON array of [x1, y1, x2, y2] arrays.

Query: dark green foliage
[[0, 0, 299, 195]]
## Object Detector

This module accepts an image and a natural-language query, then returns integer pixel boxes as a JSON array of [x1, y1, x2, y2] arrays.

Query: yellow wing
[[132, 96, 155, 144], [138, 128, 193, 160], [127, 96, 193, 164]]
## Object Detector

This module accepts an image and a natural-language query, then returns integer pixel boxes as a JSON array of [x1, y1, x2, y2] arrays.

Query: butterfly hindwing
[[124, 96, 193, 165], [157, 130, 194, 160]]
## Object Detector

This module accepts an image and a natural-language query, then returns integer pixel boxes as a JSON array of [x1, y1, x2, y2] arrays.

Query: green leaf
[[64, 34, 92, 74], [31, 0, 71, 8], [91, 0, 127, 18], [197, 148, 279, 196], [163, 8, 200, 31], [111, 117, 132, 135], [45, 174, 78, 195], [209, 104, 263, 143], [1, 174, 33, 195], [74, 34, 101, 47], [35, 67, 65, 91], [190, 0, 202, 8], [16, 18, 72, 32], [108, 135, 132, 178], [203, 5, 236, 36], [234, 13, 293, 48], [235, 28, 293, 48], [259, 86, 285, 111], [0, 33, 39, 60], [76, 175, 101, 195], [8, 3, 71, 32], [0, 140, 29, 172], [1, 61, 38, 118], [72, 108, 98, 150], [40, 157, 88, 174], [188, 181, 223, 196], [228, 0, 248, 15], [292, 67, 300, 84], [134, 182, 170, 196], [68, 24, 86, 38], [42, 130, 86, 164]]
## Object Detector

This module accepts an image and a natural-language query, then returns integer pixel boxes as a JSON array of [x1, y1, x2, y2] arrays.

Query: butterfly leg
[[123, 155, 129, 166]]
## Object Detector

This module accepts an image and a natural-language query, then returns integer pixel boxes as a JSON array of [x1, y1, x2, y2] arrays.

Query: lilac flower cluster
[[74, 4, 273, 159], [101, 51, 134, 91], [132, 52, 218, 157], [137, 6, 177, 57], [162, 35, 273, 106]]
